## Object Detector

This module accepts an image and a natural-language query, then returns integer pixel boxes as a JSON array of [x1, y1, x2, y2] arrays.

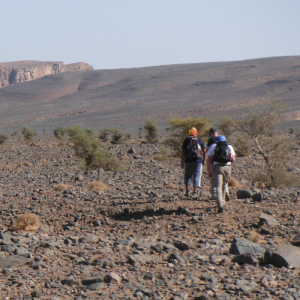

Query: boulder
[[259, 213, 279, 227], [232, 254, 259, 265], [236, 189, 253, 199], [0, 256, 31, 268], [267, 244, 300, 268], [229, 238, 265, 255], [252, 193, 267, 202]]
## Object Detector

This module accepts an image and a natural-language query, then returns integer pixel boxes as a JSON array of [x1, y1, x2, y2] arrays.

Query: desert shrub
[[54, 183, 69, 192], [248, 231, 262, 243], [0, 132, 8, 145], [11, 213, 42, 231], [100, 128, 111, 142], [166, 117, 211, 155], [53, 127, 68, 139], [159, 146, 168, 155], [23, 161, 32, 167], [144, 120, 159, 143], [153, 155, 164, 161], [87, 181, 108, 192], [232, 100, 300, 187], [215, 116, 235, 138], [231, 135, 252, 157], [66, 125, 122, 171], [228, 177, 242, 188], [111, 129, 131, 144], [21, 126, 37, 141]]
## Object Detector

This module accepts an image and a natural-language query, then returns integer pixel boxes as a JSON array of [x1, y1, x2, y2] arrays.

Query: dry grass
[[121, 155, 130, 161], [228, 177, 242, 188], [248, 231, 262, 243], [54, 183, 69, 192], [11, 213, 42, 231], [2, 164, 11, 171], [87, 181, 108, 192], [256, 181, 267, 188], [153, 155, 165, 161], [168, 183, 178, 189], [23, 161, 32, 167]]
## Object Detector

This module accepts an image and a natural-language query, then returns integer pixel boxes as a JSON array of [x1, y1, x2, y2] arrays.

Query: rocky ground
[[0, 137, 299, 300]]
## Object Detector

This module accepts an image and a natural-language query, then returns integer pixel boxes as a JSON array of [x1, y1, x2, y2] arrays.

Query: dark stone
[[259, 213, 279, 227], [252, 193, 267, 202], [268, 244, 300, 268], [236, 189, 253, 199], [232, 254, 259, 265], [82, 276, 104, 285], [229, 238, 265, 255]]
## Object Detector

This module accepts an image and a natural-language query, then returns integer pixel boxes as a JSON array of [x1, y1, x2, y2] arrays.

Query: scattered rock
[[229, 238, 265, 255]]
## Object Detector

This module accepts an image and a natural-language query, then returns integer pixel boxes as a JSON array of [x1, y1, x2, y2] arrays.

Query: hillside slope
[[0, 56, 299, 133]]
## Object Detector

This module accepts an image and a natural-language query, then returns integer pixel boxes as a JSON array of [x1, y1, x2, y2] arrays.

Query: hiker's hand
[[208, 171, 213, 178]]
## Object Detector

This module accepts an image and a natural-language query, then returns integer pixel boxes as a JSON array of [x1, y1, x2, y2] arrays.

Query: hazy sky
[[1, 0, 300, 70]]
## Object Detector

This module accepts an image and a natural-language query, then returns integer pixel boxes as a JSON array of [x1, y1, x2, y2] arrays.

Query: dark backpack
[[185, 137, 202, 159], [213, 141, 231, 163]]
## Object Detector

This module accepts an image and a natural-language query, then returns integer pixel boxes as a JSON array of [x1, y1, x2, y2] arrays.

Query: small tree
[[0, 133, 8, 145], [99, 128, 111, 142], [233, 100, 298, 186], [66, 125, 122, 171], [144, 120, 159, 143], [216, 116, 236, 138], [167, 117, 211, 155], [111, 129, 131, 144], [53, 127, 68, 139], [21, 126, 37, 142]]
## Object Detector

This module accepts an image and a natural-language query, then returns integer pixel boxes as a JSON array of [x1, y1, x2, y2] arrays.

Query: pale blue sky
[[1, 0, 300, 70]]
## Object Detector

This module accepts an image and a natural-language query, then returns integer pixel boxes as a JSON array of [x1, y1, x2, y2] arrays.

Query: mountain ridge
[[0, 56, 299, 133]]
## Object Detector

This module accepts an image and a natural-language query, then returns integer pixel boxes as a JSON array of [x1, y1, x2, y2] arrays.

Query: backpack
[[185, 137, 202, 159], [213, 141, 231, 163]]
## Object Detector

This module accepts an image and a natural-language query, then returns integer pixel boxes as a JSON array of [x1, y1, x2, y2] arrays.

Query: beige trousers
[[213, 164, 231, 208]]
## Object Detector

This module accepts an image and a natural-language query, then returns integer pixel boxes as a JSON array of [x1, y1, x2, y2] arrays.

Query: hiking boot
[[184, 191, 190, 197], [217, 207, 224, 214], [192, 192, 198, 199], [225, 193, 230, 202], [210, 196, 217, 200]]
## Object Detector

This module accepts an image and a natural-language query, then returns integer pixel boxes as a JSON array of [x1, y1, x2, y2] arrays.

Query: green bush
[[21, 126, 37, 142], [53, 127, 68, 139], [99, 128, 111, 142], [66, 125, 122, 171], [166, 117, 211, 155], [0, 133, 8, 144], [215, 116, 235, 138], [144, 120, 159, 143], [232, 100, 299, 187], [111, 129, 131, 144]]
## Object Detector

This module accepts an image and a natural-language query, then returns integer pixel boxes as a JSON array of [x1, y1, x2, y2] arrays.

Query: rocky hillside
[[0, 137, 299, 299], [0, 61, 93, 88], [0, 56, 299, 133]]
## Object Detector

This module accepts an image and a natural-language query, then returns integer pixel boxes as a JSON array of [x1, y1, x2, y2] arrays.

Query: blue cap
[[217, 135, 227, 142]]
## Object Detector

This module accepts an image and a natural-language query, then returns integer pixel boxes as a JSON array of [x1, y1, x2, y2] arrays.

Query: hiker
[[206, 128, 219, 200], [181, 127, 206, 197], [207, 135, 235, 213]]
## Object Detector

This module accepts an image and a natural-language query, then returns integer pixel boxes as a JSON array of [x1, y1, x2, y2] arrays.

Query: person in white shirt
[[207, 135, 235, 213]]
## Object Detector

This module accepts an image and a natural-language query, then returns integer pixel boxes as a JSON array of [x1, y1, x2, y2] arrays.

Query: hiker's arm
[[207, 156, 213, 178], [202, 151, 206, 165], [180, 150, 185, 169]]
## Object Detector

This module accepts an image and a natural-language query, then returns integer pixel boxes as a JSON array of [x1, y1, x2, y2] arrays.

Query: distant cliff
[[0, 61, 93, 87]]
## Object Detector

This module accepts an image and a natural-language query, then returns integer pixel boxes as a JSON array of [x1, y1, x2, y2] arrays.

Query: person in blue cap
[[206, 135, 236, 213]]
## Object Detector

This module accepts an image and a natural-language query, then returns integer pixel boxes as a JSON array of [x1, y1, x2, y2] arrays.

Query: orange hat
[[189, 127, 198, 136]]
